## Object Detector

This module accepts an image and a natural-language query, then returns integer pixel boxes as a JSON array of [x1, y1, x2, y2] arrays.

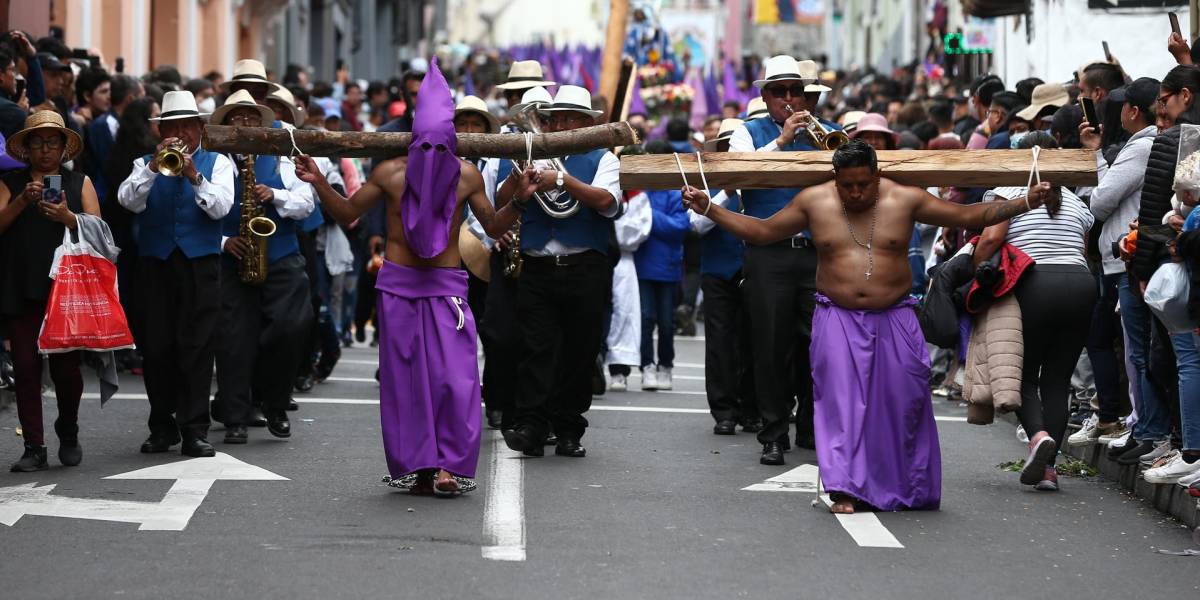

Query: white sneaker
[[1067, 414, 1100, 447], [656, 366, 673, 390], [641, 366, 659, 391], [1015, 425, 1029, 444], [1177, 465, 1200, 487], [1143, 453, 1200, 484], [1105, 430, 1133, 451], [1097, 422, 1131, 446], [1139, 440, 1175, 466], [609, 374, 627, 392]]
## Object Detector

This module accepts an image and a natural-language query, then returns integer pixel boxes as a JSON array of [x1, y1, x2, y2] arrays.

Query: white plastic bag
[[1144, 262, 1199, 333], [1174, 124, 1200, 206]]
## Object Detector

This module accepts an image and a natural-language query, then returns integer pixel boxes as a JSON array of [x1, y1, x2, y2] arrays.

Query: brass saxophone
[[237, 154, 277, 285], [503, 218, 522, 278]]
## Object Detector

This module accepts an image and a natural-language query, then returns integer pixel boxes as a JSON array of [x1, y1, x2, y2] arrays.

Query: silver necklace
[[841, 199, 879, 280]]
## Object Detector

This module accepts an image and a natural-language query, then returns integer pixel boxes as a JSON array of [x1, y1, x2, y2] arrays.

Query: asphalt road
[[1, 331, 1198, 599]]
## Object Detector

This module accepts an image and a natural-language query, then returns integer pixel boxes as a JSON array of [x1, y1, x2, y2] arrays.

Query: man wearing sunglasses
[[727, 55, 843, 466]]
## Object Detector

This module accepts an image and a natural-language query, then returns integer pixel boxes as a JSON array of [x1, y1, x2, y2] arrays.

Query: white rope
[[451, 297, 465, 331], [1024, 145, 1041, 211], [286, 126, 302, 157], [675, 152, 713, 216]]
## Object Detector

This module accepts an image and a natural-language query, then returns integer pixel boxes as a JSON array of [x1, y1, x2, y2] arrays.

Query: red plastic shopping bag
[[37, 231, 135, 353]]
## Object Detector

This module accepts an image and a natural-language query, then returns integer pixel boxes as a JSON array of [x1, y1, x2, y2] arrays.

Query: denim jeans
[[639, 279, 676, 368], [1086, 272, 1123, 421], [1179, 333, 1200, 451], [1118, 274, 1172, 441]]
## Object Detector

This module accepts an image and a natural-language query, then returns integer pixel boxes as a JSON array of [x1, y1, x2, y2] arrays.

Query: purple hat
[[848, 113, 900, 150], [400, 57, 461, 259]]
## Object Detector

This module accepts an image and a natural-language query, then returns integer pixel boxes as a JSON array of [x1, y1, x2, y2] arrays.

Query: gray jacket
[[1091, 125, 1157, 276]]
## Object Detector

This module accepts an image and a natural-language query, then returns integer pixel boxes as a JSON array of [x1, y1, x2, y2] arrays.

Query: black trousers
[[513, 252, 612, 440], [701, 273, 757, 424], [216, 254, 314, 425], [137, 251, 221, 441], [1085, 271, 1125, 422], [482, 251, 520, 428], [742, 244, 818, 445]]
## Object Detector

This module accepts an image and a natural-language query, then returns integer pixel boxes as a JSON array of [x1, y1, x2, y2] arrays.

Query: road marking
[[631, 373, 705, 381], [591, 405, 709, 414], [324, 376, 379, 383], [0, 453, 286, 531], [743, 465, 903, 549], [481, 431, 525, 561]]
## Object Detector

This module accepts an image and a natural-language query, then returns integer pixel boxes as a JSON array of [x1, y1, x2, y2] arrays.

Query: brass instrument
[[785, 106, 849, 151], [155, 142, 188, 177], [502, 218, 523, 278], [237, 154, 277, 285], [509, 105, 580, 219]]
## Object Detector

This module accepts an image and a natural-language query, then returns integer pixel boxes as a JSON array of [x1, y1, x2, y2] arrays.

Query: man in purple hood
[[295, 60, 530, 495]]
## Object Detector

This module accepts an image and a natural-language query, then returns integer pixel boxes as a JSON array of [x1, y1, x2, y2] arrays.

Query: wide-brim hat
[[511, 86, 554, 115], [458, 222, 491, 282], [1016, 82, 1070, 121], [703, 118, 744, 151], [496, 60, 556, 90], [220, 59, 275, 91], [541, 85, 602, 118], [266, 86, 306, 126], [847, 113, 900, 149], [745, 97, 768, 120], [211, 89, 275, 127], [151, 91, 209, 122], [753, 55, 809, 89], [7, 110, 83, 162], [454, 95, 500, 133], [796, 60, 831, 93], [839, 110, 867, 131]]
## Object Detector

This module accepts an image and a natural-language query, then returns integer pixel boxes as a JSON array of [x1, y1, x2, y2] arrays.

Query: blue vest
[[700, 191, 745, 280], [740, 116, 841, 220], [136, 149, 224, 260], [497, 149, 612, 256], [225, 154, 301, 264]]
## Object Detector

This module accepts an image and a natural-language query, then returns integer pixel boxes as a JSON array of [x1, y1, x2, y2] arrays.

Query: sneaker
[[10, 443, 48, 472], [1068, 408, 1094, 430], [1106, 431, 1134, 459], [931, 385, 950, 397], [1116, 440, 1157, 465], [609, 374, 627, 392], [1021, 434, 1058, 486], [1015, 425, 1029, 445], [1143, 453, 1200, 484], [1096, 422, 1131, 446], [641, 366, 659, 391], [1035, 468, 1059, 491], [1067, 414, 1100, 447], [656, 366, 673, 390], [1177, 464, 1200, 488], [1139, 440, 1175, 466]]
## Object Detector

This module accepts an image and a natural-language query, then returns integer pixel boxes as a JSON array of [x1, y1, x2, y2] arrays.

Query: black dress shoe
[[486, 410, 503, 430], [181, 438, 216, 457], [794, 432, 816, 450], [713, 420, 737, 435], [555, 439, 587, 457], [224, 425, 248, 444], [286, 398, 299, 411], [502, 427, 544, 457], [740, 418, 763, 433], [249, 407, 268, 428], [294, 374, 315, 392], [760, 442, 785, 466], [780, 437, 792, 452], [266, 412, 291, 438], [543, 432, 558, 446], [58, 442, 82, 466], [10, 443, 48, 472], [140, 433, 180, 454]]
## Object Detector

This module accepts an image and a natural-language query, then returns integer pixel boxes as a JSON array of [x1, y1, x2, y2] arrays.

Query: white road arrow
[[0, 452, 287, 531]]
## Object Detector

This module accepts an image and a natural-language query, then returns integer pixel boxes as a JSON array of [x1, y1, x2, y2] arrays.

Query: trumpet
[[509, 104, 580, 219], [154, 141, 188, 177], [785, 106, 849, 151]]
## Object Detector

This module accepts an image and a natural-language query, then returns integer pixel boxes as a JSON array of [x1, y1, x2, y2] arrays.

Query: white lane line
[[591, 405, 709, 414], [339, 359, 380, 366], [481, 431, 525, 561], [323, 377, 379, 383], [743, 466, 904, 548]]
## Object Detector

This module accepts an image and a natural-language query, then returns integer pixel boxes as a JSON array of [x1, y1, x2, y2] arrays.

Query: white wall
[[995, 2, 1191, 85], [447, 0, 607, 47]]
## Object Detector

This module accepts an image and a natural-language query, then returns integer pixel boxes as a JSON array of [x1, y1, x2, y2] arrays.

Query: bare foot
[[829, 493, 856, 514], [435, 469, 460, 495]]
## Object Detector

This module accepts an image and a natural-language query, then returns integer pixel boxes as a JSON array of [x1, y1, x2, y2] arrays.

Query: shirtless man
[[293, 62, 532, 496], [682, 139, 1055, 513]]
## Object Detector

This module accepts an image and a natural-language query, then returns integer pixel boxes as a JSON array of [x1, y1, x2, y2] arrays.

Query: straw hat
[[211, 89, 276, 127], [541, 85, 602, 118], [151, 90, 209, 122], [458, 222, 491, 282], [1015, 83, 1070, 121], [703, 118, 743, 151], [753, 55, 809, 89], [454, 95, 500, 133], [220, 59, 275, 91], [496, 60, 556, 91], [745, 97, 768, 120], [798, 60, 831, 93], [266, 86, 306, 126], [7, 110, 83, 162]]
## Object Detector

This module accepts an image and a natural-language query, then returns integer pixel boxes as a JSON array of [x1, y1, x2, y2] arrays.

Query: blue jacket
[[634, 189, 689, 282]]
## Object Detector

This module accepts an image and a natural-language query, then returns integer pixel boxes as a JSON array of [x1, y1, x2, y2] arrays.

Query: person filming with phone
[[0, 110, 100, 471]]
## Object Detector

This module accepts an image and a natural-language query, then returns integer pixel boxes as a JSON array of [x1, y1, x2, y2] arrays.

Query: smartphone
[[14, 77, 25, 101], [42, 175, 62, 204], [1081, 97, 1100, 132], [1170, 12, 1182, 36], [115, 57, 124, 74], [1102, 41, 1112, 63]]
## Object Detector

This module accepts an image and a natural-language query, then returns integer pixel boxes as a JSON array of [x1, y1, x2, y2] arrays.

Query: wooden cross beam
[[619, 149, 1099, 190], [202, 123, 640, 160]]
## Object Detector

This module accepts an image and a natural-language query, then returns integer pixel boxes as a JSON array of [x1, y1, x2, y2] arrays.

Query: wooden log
[[619, 149, 1099, 190], [202, 123, 640, 160], [599, 0, 630, 112]]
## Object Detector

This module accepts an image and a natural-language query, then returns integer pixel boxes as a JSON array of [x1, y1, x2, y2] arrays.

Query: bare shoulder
[[371, 157, 407, 180], [459, 158, 483, 184], [796, 179, 836, 205], [880, 177, 927, 206]]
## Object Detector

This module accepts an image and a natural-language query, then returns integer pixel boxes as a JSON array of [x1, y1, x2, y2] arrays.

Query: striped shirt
[[983, 186, 1094, 267]]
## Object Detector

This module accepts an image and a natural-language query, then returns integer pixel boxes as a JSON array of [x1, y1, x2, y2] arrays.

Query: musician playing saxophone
[[210, 90, 315, 445]]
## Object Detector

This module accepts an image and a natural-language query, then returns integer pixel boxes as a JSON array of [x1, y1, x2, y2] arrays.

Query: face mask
[[399, 58, 461, 259], [197, 97, 216, 114]]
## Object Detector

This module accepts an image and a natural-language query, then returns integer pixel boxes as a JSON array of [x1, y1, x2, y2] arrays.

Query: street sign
[[0, 453, 287, 531]]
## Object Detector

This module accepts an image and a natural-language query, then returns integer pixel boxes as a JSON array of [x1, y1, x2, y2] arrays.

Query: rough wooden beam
[[620, 150, 1099, 190], [202, 123, 640, 160]]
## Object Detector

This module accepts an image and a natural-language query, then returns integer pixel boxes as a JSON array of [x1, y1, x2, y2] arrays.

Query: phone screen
[[1171, 13, 1182, 36], [1081, 98, 1101, 132], [14, 78, 25, 100], [43, 175, 62, 204]]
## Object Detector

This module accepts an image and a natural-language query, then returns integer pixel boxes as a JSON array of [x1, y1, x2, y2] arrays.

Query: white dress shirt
[[525, 151, 622, 257], [117, 151, 235, 220], [688, 190, 736, 235]]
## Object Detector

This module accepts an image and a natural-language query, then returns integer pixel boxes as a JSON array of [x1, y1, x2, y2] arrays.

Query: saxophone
[[503, 218, 522, 278], [237, 154, 277, 285]]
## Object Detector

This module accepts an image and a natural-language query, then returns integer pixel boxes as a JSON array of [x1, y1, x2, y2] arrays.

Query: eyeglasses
[[1157, 91, 1177, 107], [26, 136, 64, 150], [766, 84, 805, 99]]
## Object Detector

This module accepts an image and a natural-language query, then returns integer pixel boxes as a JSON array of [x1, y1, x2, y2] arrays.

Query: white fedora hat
[[703, 118, 743, 151], [454, 95, 500, 133], [496, 60, 556, 90], [220, 59, 276, 91], [541, 85, 602, 118], [745, 97, 768, 120], [797, 60, 831, 93], [151, 90, 209, 122], [511, 86, 553, 114], [210, 89, 276, 127], [753, 55, 807, 89]]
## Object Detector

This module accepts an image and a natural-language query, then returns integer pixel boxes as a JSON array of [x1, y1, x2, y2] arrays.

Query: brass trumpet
[[785, 106, 849, 151], [155, 142, 188, 177]]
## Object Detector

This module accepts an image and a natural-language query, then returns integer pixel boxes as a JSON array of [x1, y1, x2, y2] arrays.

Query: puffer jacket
[[963, 295, 1023, 425], [1134, 123, 1186, 281]]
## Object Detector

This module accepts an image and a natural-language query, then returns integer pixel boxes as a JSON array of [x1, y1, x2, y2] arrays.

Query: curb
[[1064, 441, 1200, 528]]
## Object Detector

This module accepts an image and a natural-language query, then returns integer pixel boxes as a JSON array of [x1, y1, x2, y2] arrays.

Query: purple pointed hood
[[400, 57, 462, 259]]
